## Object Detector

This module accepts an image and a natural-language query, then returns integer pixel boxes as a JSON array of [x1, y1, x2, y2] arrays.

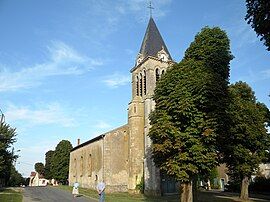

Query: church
[[68, 17, 178, 195]]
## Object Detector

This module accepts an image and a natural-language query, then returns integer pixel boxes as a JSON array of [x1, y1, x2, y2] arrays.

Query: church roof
[[139, 17, 172, 60]]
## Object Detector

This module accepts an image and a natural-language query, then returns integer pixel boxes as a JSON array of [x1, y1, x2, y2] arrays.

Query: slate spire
[[139, 17, 172, 60]]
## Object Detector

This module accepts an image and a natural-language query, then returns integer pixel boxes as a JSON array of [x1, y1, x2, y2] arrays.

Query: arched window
[[74, 158, 77, 177], [143, 70, 146, 95], [162, 70, 165, 75], [88, 154, 92, 177], [80, 156, 83, 177], [136, 76, 139, 96], [139, 73, 143, 96], [156, 68, 160, 81]]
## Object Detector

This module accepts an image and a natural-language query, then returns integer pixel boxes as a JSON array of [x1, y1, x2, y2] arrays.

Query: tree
[[44, 150, 54, 179], [0, 123, 17, 186], [34, 162, 45, 175], [8, 164, 24, 187], [222, 81, 270, 200], [51, 140, 72, 184], [245, 0, 270, 51], [149, 27, 233, 202]]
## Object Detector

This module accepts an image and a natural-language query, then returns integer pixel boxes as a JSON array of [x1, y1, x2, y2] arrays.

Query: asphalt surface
[[23, 186, 97, 202]]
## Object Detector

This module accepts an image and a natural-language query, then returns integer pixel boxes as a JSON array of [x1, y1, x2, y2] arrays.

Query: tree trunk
[[180, 182, 193, 202], [240, 176, 249, 200]]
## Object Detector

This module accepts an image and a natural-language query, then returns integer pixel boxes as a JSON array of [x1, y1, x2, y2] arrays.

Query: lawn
[[57, 185, 179, 201], [56, 186, 270, 202], [0, 188, 23, 202]]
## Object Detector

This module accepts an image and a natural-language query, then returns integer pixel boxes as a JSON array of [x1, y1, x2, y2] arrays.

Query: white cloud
[[235, 68, 270, 84], [102, 73, 130, 88], [0, 41, 103, 92], [16, 139, 59, 176], [5, 102, 77, 127], [94, 120, 112, 129], [227, 20, 258, 49], [261, 69, 270, 78]]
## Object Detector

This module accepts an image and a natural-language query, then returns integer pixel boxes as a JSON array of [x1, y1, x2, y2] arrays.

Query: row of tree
[[149, 26, 270, 202], [34, 140, 73, 185]]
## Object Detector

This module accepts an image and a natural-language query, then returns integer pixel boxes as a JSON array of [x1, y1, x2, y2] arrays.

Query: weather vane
[[148, 0, 154, 18]]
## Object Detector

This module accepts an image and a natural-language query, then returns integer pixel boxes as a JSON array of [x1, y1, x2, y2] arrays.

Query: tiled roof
[[139, 17, 172, 60]]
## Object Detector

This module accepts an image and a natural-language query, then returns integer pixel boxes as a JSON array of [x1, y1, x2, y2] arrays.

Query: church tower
[[128, 17, 174, 195]]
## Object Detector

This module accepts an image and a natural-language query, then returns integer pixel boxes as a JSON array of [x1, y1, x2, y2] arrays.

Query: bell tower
[[128, 17, 174, 194]]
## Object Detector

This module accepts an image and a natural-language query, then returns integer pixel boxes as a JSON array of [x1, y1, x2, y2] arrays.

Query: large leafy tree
[[222, 81, 270, 200], [44, 150, 54, 179], [51, 140, 72, 184], [149, 27, 233, 202], [0, 123, 17, 186], [245, 0, 270, 51], [35, 162, 45, 175]]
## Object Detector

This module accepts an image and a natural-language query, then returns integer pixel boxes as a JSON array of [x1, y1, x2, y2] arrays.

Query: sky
[[0, 0, 269, 177]]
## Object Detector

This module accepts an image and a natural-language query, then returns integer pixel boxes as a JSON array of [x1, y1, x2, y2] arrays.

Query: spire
[[139, 17, 172, 61]]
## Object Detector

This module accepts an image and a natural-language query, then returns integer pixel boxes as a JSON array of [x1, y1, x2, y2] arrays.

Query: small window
[[95, 175, 98, 181], [134, 106, 136, 113], [162, 70, 165, 75]]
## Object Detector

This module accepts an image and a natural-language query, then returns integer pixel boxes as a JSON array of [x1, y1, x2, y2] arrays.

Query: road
[[23, 186, 97, 202]]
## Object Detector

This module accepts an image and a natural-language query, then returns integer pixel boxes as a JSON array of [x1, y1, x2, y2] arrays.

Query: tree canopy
[[44, 150, 54, 179], [8, 164, 24, 186], [51, 140, 72, 184], [0, 123, 17, 185], [222, 81, 270, 200], [149, 27, 233, 201], [245, 0, 270, 51], [35, 162, 45, 175]]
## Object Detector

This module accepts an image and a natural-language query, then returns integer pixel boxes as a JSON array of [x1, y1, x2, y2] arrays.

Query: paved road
[[23, 186, 97, 202]]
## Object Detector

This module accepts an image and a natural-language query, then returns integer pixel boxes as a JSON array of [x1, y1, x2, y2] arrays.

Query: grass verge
[[56, 186, 270, 202], [57, 185, 179, 201], [0, 188, 23, 202]]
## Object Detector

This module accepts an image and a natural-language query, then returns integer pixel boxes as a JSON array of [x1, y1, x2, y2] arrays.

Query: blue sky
[[0, 0, 269, 177]]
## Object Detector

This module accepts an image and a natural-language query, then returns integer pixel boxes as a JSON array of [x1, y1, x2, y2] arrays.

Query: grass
[[58, 186, 245, 202], [57, 185, 179, 201], [0, 188, 23, 202], [56, 186, 270, 202]]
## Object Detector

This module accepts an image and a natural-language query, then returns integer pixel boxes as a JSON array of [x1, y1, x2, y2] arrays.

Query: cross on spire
[[148, 0, 154, 18]]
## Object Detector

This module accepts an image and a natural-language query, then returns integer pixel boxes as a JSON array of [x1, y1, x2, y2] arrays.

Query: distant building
[[29, 172, 49, 187]]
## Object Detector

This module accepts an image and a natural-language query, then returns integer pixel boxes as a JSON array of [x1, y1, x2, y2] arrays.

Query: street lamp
[[0, 109, 6, 140], [0, 109, 5, 126], [13, 149, 21, 167]]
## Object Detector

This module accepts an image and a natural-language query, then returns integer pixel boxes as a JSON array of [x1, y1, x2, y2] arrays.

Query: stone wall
[[69, 124, 129, 192], [103, 125, 129, 192], [69, 137, 104, 189]]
